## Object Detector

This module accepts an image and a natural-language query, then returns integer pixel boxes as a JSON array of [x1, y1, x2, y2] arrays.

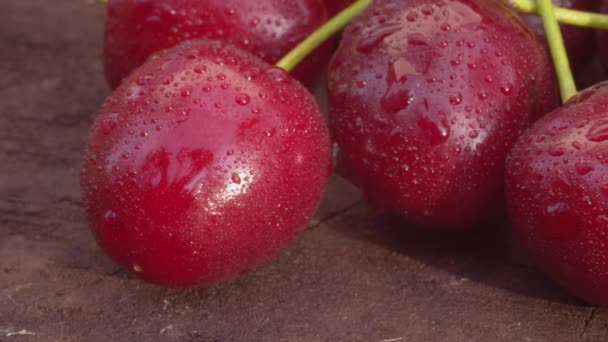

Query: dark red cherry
[[506, 82, 608, 306], [327, 0, 354, 15], [328, 0, 557, 230], [519, 0, 598, 73], [596, 1, 608, 74], [576, 58, 608, 90], [104, 0, 332, 88], [81, 40, 331, 287]]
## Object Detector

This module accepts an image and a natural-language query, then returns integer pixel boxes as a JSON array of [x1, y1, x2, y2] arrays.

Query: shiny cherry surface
[[328, 0, 557, 229], [82, 40, 331, 287], [327, 0, 355, 15], [507, 82, 608, 306], [104, 0, 332, 88]]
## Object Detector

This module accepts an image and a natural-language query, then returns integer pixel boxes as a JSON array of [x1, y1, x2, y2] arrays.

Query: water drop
[[235, 93, 251, 105], [449, 92, 462, 105], [181, 87, 192, 97], [547, 146, 564, 157], [194, 65, 207, 74], [407, 34, 428, 46], [500, 83, 512, 96], [267, 67, 289, 82], [100, 115, 118, 135], [586, 119, 608, 142], [575, 162, 594, 175], [418, 116, 450, 144], [161, 75, 174, 85]]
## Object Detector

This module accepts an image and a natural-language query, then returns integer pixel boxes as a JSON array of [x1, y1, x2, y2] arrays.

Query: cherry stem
[[512, 0, 608, 29], [275, 0, 371, 72], [99, 0, 107, 4], [534, 0, 577, 102]]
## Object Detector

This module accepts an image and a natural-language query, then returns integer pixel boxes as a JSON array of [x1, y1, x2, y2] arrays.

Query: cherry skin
[[328, 0, 557, 230], [327, 0, 355, 15], [104, 0, 332, 89], [81, 39, 332, 287], [506, 82, 608, 306], [596, 1, 608, 74], [519, 0, 598, 73]]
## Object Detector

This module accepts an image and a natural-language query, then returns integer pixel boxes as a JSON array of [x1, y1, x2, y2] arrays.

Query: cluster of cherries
[[81, 0, 608, 306]]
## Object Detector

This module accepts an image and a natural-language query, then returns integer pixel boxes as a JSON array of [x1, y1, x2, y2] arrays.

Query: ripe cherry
[[327, 0, 354, 15], [519, 0, 599, 72], [328, 0, 557, 230], [81, 39, 331, 287], [506, 83, 608, 306], [596, 1, 608, 73], [104, 0, 332, 88]]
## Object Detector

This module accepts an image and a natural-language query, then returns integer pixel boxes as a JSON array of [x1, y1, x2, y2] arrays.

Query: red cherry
[[104, 0, 333, 88], [327, 0, 354, 16], [596, 1, 608, 73], [506, 83, 608, 306], [81, 40, 331, 287], [519, 0, 598, 72], [327, 0, 557, 230]]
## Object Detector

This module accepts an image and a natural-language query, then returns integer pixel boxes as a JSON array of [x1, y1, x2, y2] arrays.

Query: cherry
[[596, 1, 608, 73], [506, 83, 608, 306], [327, 0, 354, 16], [519, 0, 599, 72], [327, 0, 557, 230], [81, 39, 331, 287], [103, 0, 332, 89]]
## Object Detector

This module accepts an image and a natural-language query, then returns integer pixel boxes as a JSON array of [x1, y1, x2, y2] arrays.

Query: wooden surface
[[1, 1, 607, 341]]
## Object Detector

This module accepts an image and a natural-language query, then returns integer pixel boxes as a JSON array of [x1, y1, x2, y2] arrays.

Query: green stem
[[535, 0, 577, 102], [99, 0, 107, 4], [275, 0, 371, 72], [511, 0, 608, 29]]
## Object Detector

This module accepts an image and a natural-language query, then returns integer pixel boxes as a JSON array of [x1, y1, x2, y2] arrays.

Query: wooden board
[[1, 1, 606, 340]]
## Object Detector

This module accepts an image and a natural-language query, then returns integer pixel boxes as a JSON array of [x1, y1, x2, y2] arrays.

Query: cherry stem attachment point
[[275, 0, 371, 72], [511, 0, 608, 29], [535, 0, 577, 103], [99, 0, 107, 4]]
